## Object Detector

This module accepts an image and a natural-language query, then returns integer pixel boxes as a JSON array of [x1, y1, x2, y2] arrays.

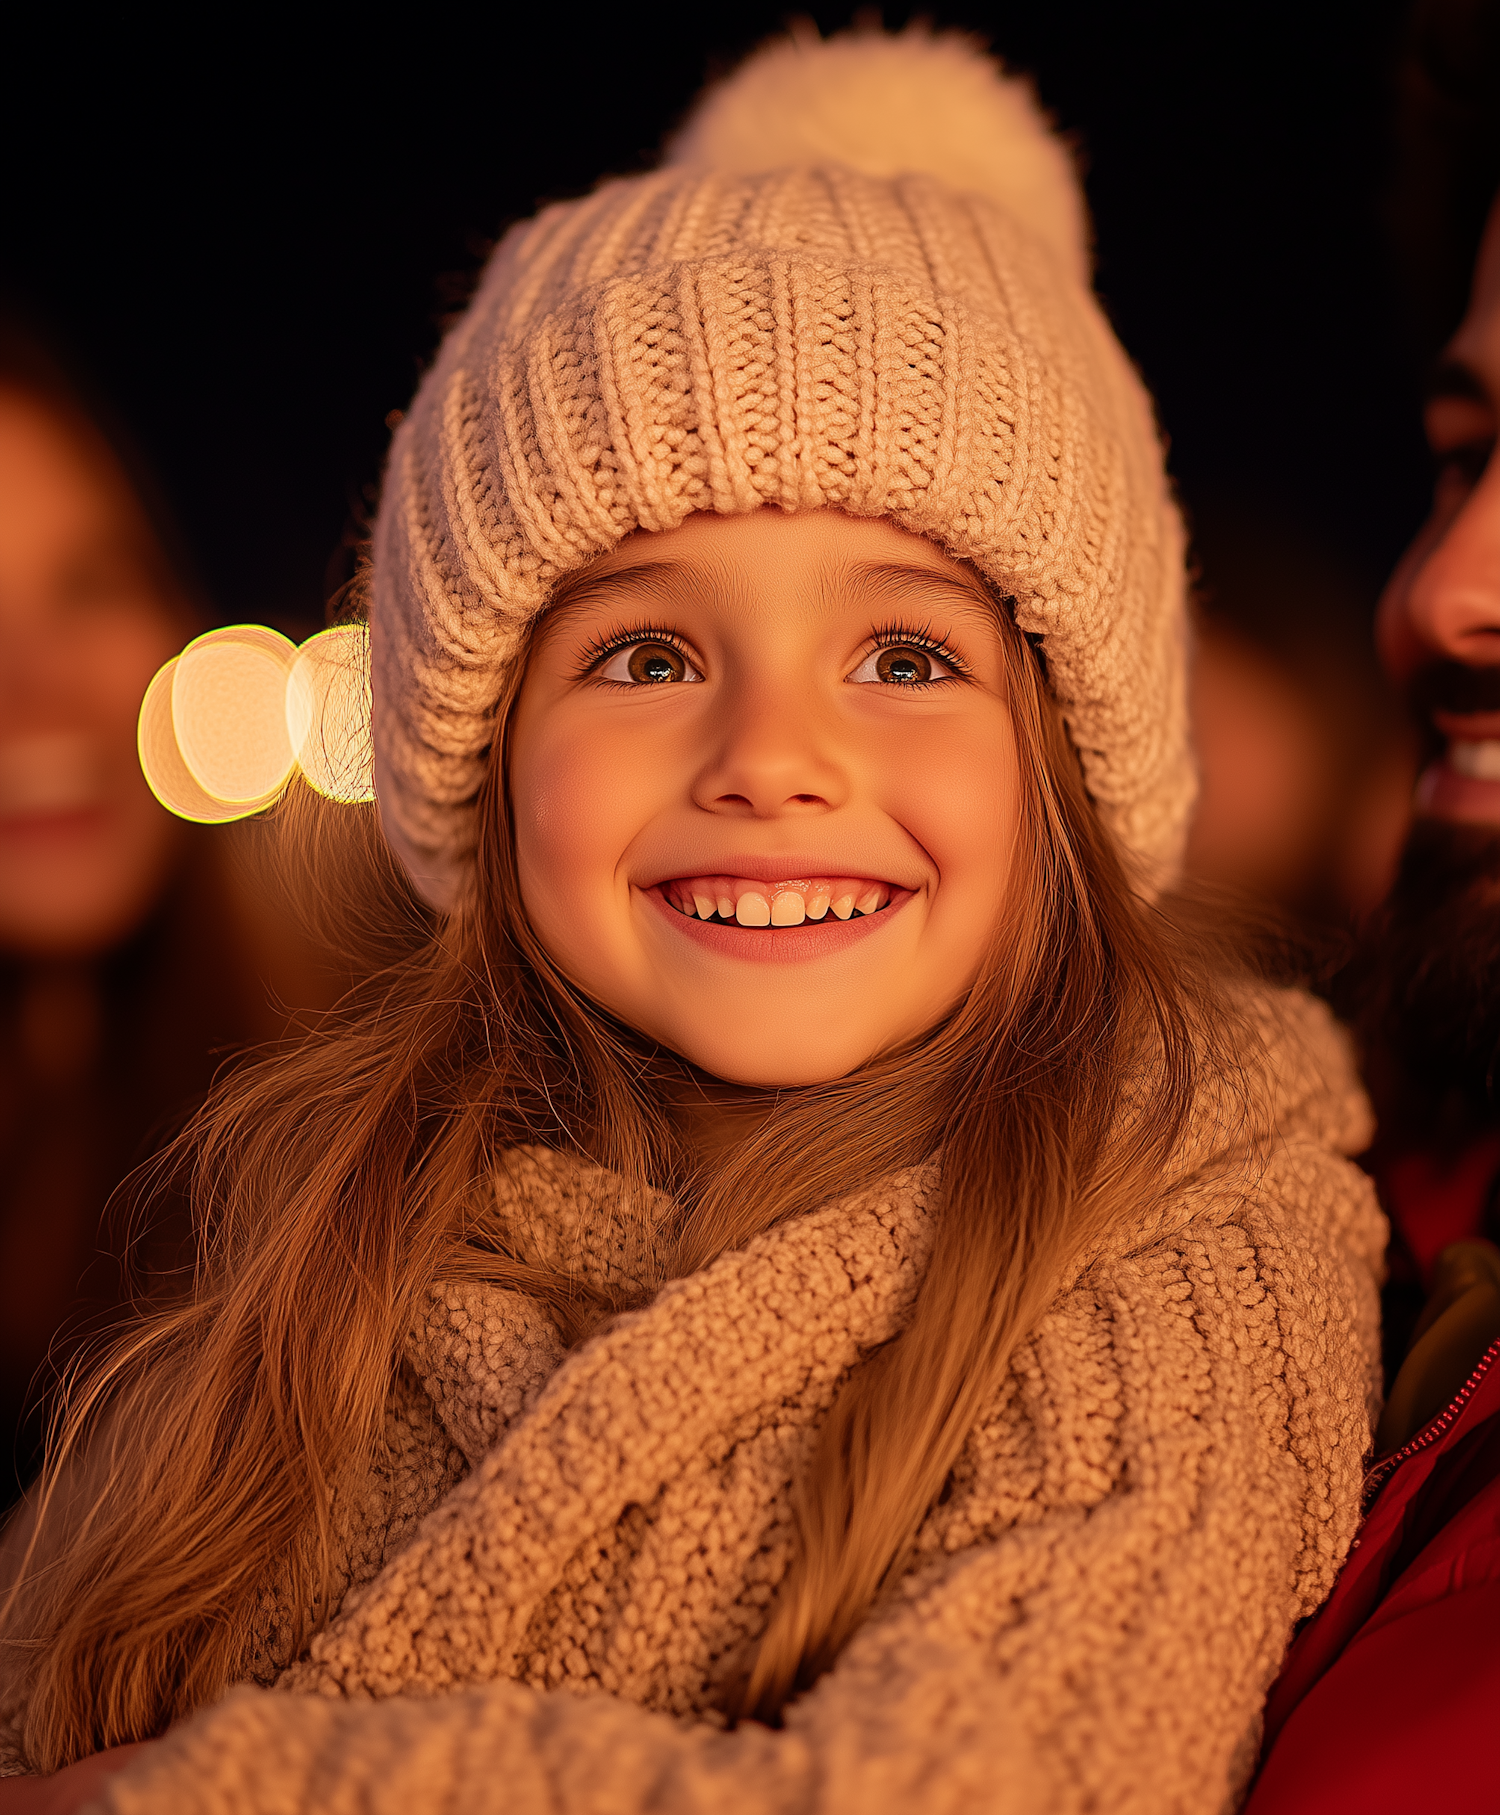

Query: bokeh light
[[138, 620, 375, 822], [285, 624, 375, 803], [139, 659, 288, 823], [172, 626, 297, 802]]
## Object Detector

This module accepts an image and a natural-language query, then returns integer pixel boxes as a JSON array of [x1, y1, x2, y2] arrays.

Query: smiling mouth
[[659, 875, 895, 927]]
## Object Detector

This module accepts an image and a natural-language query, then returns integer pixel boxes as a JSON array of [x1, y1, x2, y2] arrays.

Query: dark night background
[[4, 1, 1430, 633]]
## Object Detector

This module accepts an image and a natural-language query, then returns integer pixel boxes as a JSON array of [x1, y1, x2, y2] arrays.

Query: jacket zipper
[[1362, 1337, 1500, 1510]]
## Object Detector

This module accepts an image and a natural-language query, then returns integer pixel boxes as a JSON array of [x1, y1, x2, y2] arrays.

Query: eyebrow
[[1426, 359, 1490, 405], [549, 554, 995, 618], [546, 559, 694, 617], [838, 561, 995, 613]]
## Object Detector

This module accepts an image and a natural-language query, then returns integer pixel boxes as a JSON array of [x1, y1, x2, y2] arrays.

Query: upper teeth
[[664, 876, 892, 925], [1449, 740, 1500, 782]]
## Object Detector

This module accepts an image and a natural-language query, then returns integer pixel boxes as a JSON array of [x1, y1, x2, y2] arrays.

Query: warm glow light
[[138, 659, 287, 823], [172, 626, 298, 803], [138, 620, 376, 823], [285, 624, 376, 803]]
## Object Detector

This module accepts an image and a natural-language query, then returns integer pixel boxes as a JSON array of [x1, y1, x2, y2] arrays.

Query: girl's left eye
[[848, 643, 957, 686], [596, 640, 703, 685]]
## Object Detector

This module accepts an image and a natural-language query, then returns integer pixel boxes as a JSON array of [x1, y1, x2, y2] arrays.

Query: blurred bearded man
[[1247, 4, 1500, 1810]]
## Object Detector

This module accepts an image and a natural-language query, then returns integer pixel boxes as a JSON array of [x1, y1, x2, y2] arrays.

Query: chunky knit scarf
[[83, 988, 1383, 1814]]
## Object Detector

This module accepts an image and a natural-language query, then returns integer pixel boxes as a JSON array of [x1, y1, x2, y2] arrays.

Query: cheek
[[1376, 514, 1449, 682], [862, 704, 1023, 1017], [879, 710, 1021, 903], [513, 733, 601, 887], [509, 703, 674, 920], [512, 726, 615, 917]]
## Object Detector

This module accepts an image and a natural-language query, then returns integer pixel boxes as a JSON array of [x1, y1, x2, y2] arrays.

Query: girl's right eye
[[596, 640, 703, 686]]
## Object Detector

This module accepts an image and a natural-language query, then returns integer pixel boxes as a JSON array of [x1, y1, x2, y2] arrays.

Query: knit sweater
[[66, 988, 1381, 1813]]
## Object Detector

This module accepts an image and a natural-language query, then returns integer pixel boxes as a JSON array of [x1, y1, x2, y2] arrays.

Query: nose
[[1387, 459, 1500, 676], [691, 679, 850, 818]]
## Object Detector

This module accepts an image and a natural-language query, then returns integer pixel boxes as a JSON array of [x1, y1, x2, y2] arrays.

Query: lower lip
[[644, 884, 914, 963], [1417, 760, 1500, 827]]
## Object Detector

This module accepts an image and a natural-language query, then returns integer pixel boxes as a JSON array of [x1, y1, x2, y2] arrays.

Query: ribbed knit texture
[[88, 988, 1384, 1814], [371, 35, 1192, 908]]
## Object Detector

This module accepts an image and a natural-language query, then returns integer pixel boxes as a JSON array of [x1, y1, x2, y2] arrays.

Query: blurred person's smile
[[1378, 199, 1500, 828], [0, 390, 183, 957], [1361, 192, 1500, 1113]]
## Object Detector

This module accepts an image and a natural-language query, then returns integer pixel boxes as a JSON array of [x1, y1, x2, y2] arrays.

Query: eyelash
[[574, 618, 971, 681], [866, 620, 971, 680], [576, 622, 696, 679]]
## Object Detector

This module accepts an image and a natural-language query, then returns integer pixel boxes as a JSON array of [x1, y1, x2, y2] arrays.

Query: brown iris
[[627, 643, 688, 684], [875, 646, 931, 684]]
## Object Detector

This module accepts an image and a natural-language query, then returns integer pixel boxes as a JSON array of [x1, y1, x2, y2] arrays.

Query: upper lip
[[636, 853, 922, 888]]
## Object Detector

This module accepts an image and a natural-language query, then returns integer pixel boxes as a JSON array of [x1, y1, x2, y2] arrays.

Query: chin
[[0, 862, 163, 958], [658, 1025, 882, 1089]]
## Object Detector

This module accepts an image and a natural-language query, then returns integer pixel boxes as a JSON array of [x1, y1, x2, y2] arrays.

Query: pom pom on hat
[[667, 24, 1090, 286]]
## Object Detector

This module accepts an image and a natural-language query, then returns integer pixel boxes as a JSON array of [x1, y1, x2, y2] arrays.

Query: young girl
[[0, 30, 1383, 1815]]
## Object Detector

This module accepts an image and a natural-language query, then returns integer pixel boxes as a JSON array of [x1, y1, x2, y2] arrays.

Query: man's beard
[[1354, 816, 1500, 1124]]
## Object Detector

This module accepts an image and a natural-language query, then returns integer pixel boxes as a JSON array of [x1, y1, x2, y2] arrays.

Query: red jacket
[[1245, 1336, 1500, 1811]]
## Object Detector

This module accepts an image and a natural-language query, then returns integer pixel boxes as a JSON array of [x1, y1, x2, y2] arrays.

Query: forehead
[[559, 507, 995, 607]]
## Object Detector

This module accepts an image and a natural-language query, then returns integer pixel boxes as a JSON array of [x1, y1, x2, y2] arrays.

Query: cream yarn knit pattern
[[88, 988, 1385, 1815], [372, 31, 1193, 908]]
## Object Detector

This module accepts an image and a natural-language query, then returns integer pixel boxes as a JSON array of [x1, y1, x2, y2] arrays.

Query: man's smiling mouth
[[660, 875, 894, 926], [1421, 704, 1500, 821]]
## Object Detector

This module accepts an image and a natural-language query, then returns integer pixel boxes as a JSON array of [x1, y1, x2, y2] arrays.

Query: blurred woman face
[[0, 388, 184, 957]]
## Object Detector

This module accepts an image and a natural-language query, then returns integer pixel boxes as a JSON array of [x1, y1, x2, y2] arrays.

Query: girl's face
[[509, 509, 1023, 1087]]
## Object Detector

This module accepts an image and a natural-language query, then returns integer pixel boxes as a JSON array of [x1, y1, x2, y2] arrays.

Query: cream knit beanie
[[371, 27, 1193, 910]]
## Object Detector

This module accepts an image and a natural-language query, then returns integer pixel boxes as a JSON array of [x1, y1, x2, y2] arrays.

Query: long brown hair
[[1, 584, 1247, 1766]]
